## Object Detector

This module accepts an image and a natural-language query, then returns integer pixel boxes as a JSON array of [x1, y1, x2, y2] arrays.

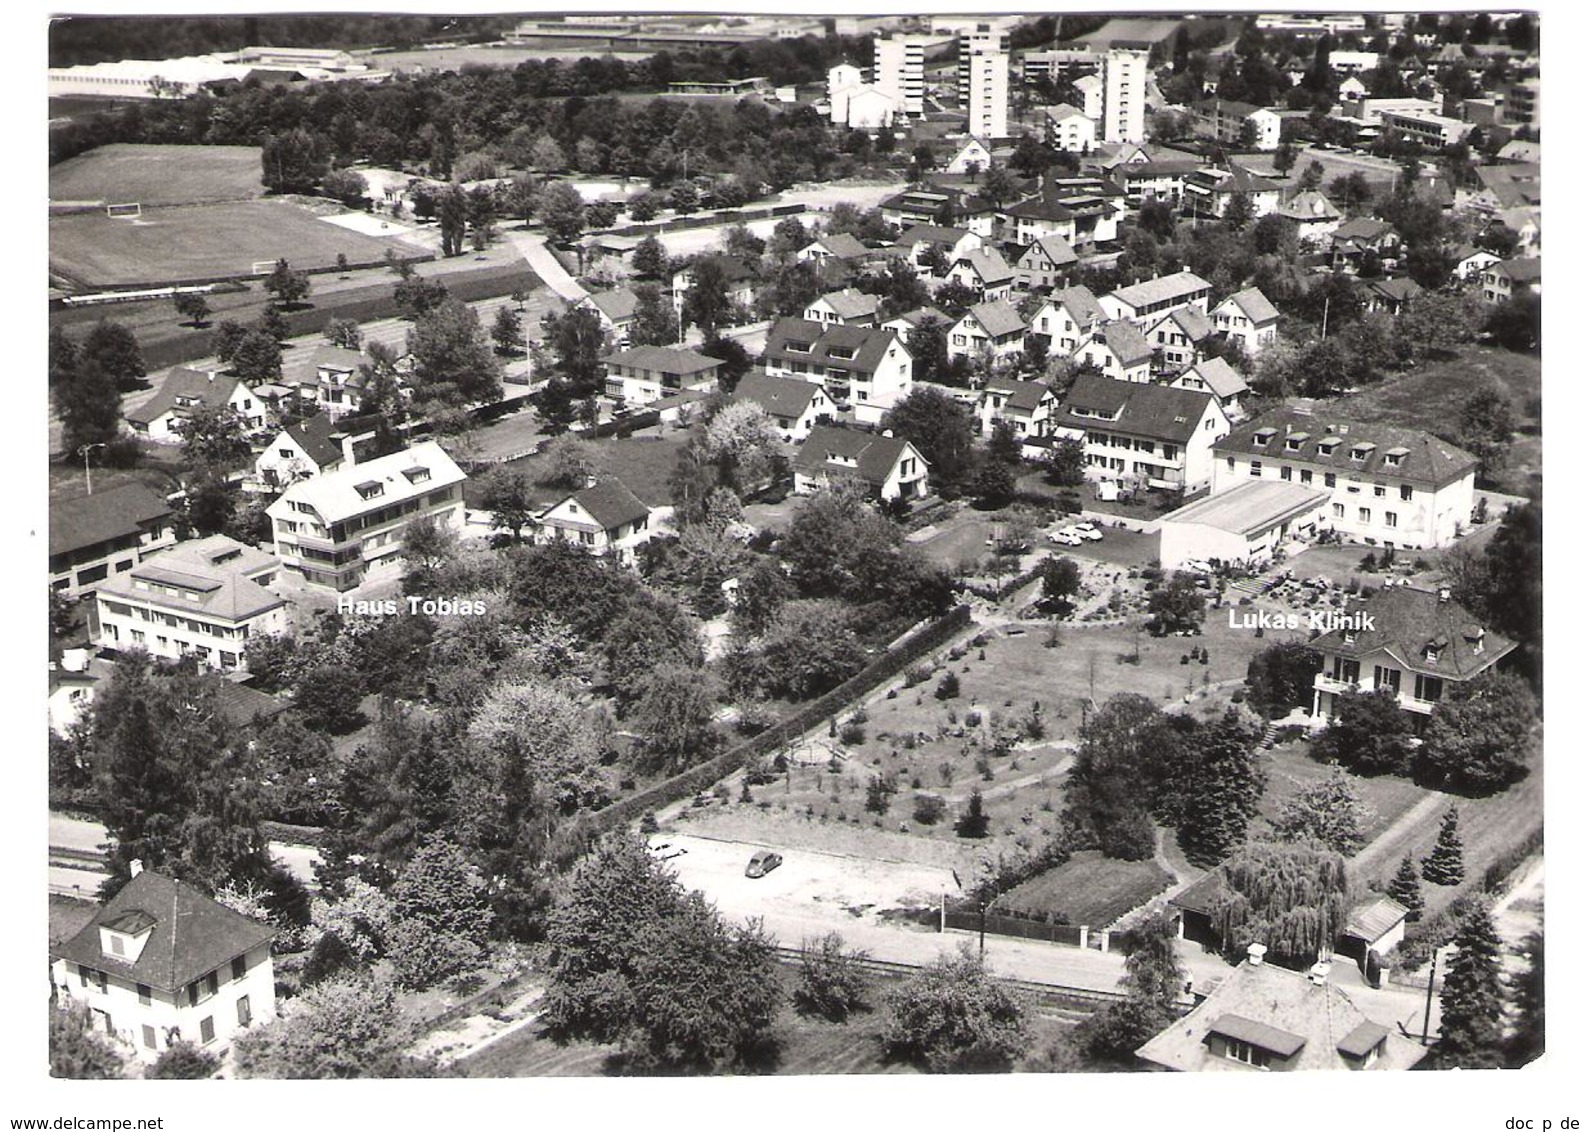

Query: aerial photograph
[[41, 7, 1546, 1102]]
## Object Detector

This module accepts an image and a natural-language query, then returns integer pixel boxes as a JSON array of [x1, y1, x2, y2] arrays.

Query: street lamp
[[78, 442, 107, 495]]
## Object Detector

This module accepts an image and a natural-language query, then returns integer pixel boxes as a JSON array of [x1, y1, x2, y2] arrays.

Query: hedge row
[[1482, 824, 1544, 894], [943, 907, 1082, 947], [957, 562, 1045, 602], [71, 249, 435, 297], [588, 604, 973, 835]]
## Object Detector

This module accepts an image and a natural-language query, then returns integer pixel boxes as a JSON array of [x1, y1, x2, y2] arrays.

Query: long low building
[[1158, 480, 1331, 569]]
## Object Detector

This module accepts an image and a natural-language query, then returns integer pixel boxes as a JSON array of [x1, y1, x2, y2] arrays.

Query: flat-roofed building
[[1159, 479, 1331, 569]]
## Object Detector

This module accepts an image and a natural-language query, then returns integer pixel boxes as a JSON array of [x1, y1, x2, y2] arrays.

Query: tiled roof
[[1308, 586, 1516, 682], [49, 482, 172, 558], [1365, 277, 1424, 303], [1107, 271, 1213, 313], [126, 367, 240, 426], [1154, 306, 1215, 342], [1278, 190, 1343, 222], [966, 299, 1027, 338], [1136, 958, 1427, 1071], [558, 478, 651, 531], [1215, 406, 1477, 489], [957, 246, 1015, 286], [813, 288, 880, 320], [894, 223, 974, 249], [985, 378, 1052, 415], [1060, 374, 1215, 444], [812, 232, 869, 259], [1474, 163, 1540, 210], [1024, 234, 1079, 267], [282, 413, 342, 470], [1220, 287, 1280, 324], [794, 425, 922, 488], [682, 253, 758, 284], [97, 535, 285, 622], [266, 440, 467, 526], [1053, 285, 1106, 328], [1045, 103, 1092, 122], [309, 344, 366, 373], [764, 318, 904, 378], [1112, 160, 1202, 179], [1006, 193, 1076, 223], [52, 871, 276, 995], [1333, 217, 1394, 243], [733, 371, 830, 421], [585, 288, 640, 322], [1343, 895, 1409, 944], [1181, 357, 1249, 400], [601, 345, 723, 376], [884, 305, 953, 331], [1493, 258, 1542, 283], [213, 681, 290, 728], [1091, 319, 1155, 368]]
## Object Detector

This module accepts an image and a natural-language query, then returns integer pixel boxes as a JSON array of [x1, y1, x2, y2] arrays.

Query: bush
[[794, 932, 871, 1022], [935, 672, 962, 701], [913, 794, 947, 825], [840, 722, 867, 746]]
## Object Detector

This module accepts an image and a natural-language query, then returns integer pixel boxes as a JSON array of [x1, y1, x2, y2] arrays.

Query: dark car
[[745, 850, 783, 878]]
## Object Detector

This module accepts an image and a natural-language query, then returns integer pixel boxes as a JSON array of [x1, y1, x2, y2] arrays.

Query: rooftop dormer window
[[787, 340, 813, 354], [1350, 443, 1376, 462], [1384, 446, 1409, 467], [401, 466, 431, 484], [1285, 431, 1310, 451], [355, 480, 385, 501], [1252, 428, 1277, 447]]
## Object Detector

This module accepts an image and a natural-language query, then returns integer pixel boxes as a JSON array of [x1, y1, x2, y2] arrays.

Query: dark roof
[[1180, 357, 1249, 400], [126, 367, 239, 426], [1090, 320, 1155, 368], [885, 305, 953, 330], [1021, 234, 1079, 268], [1112, 160, 1202, 180], [794, 425, 922, 488], [682, 254, 758, 285], [601, 345, 722, 377], [1493, 258, 1542, 283], [1343, 895, 1409, 943], [1365, 277, 1424, 304], [986, 378, 1052, 415], [1006, 193, 1076, 223], [1052, 285, 1106, 328], [811, 232, 868, 259], [956, 246, 1014, 286], [894, 223, 974, 249], [1215, 406, 1478, 489], [1309, 586, 1516, 682], [1336, 1020, 1391, 1059], [213, 681, 290, 729], [49, 482, 172, 558], [966, 300, 1027, 338], [733, 371, 830, 420], [567, 478, 651, 531], [812, 288, 880, 320], [1219, 287, 1280, 325], [1060, 374, 1215, 444], [1333, 217, 1395, 243], [52, 871, 276, 994], [585, 288, 639, 322], [282, 413, 342, 469], [764, 318, 905, 377], [1207, 1013, 1307, 1058], [1169, 870, 1226, 915]]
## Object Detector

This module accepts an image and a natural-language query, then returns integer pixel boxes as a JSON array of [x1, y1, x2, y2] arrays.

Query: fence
[[587, 604, 973, 835], [944, 904, 1088, 948]]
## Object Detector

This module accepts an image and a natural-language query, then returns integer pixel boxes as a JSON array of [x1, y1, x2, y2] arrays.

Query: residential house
[[1143, 306, 1217, 374], [946, 300, 1028, 363], [1014, 234, 1078, 290], [1210, 287, 1280, 356], [1183, 166, 1283, 220], [1450, 245, 1502, 284], [251, 412, 354, 491], [1211, 407, 1477, 549], [536, 478, 659, 567], [94, 535, 287, 672], [947, 246, 1016, 302], [1109, 160, 1200, 206], [804, 288, 881, 328], [1030, 285, 1106, 355], [1187, 99, 1282, 151], [49, 482, 176, 595], [1099, 271, 1214, 330], [1044, 103, 1097, 152], [125, 367, 265, 442], [1003, 187, 1119, 250], [1309, 585, 1516, 723], [944, 136, 1013, 175], [731, 371, 838, 442], [50, 868, 277, 1062], [792, 425, 929, 501], [1135, 943, 1425, 1071], [798, 232, 870, 266], [1331, 218, 1401, 273], [306, 345, 371, 421], [1488, 209, 1541, 259], [891, 224, 984, 280], [670, 254, 757, 315], [578, 288, 641, 347], [601, 345, 723, 407], [881, 189, 996, 237], [1074, 320, 1153, 383], [1276, 190, 1344, 248], [1173, 357, 1249, 418], [880, 305, 954, 338], [1055, 374, 1230, 493], [1362, 276, 1424, 316], [762, 318, 914, 426], [1481, 258, 1542, 305], [267, 440, 469, 591], [977, 377, 1056, 440], [48, 652, 98, 736]]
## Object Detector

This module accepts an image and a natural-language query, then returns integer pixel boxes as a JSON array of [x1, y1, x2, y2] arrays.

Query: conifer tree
[[1421, 806, 1465, 886], [1385, 853, 1425, 923], [1435, 905, 1506, 1068]]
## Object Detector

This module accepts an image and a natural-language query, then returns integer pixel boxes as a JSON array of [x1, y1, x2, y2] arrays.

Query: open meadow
[[49, 143, 265, 208]]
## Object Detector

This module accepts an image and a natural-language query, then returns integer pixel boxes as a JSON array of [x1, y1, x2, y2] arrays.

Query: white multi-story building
[[1045, 103, 1098, 152], [763, 318, 914, 427], [1056, 374, 1230, 494], [959, 24, 1010, 139], [267, 440, 468, 591], [1211, 409, 1477, 550], [51, 868, 277, 1062], [94, 535, 287, 672], [1101, 47, 1149, 144], [1099, 271, 1214, 330], [873, 35, 926, 117]]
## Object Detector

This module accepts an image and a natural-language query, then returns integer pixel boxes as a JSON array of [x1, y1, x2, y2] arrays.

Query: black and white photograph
[[26, 4, 1565, 1124]]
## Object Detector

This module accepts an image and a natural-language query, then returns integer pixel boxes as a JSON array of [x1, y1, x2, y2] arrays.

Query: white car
[[1049, 530, 1083, 547], [1071, 522, 1104, 541]]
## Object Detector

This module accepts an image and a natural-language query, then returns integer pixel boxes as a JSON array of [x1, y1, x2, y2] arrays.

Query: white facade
[[873, 35, 926, 117], [1046, 105, 1098, 153], [1101, 48, 1149, 144], [960, 26, 1010, 140], [1059, 394, 1230, 494]]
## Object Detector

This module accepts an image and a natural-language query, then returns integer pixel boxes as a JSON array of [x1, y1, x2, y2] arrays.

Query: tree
[[631, 663, 721, 776], [882, 946, 1028, 1073], [1065, 694, 1171, 861], [478, 467, 535, 546], [400, 515, 459, 595], [794, 932, 870, 1022], [49, 1002, 125, 1079], [292, 664, 367, 736], [701, 334, 753, 394], [322, 168, 368, 207], [880, 387, 976, 496], [765, 215, 809, 264], [392, 270, 451, 319], [264, 259, 311, 308], [1273, 767, 1373, 854], [904, 316, 949, 384], [1173, 711, 1265, 866], [491, 304, 523, 356], [1244, 641, 1320, 719], [1313, 689, 1412, 776], [408, 298, 502, 406], [1327, 171, 1375, 215], [541, 305, 605, 395], [80, 319, 146, 392], [970, 459, 1015, 510], [49, 324, 79, 388], [1044, 435, 1085, 486], [1222, 191, 1256, 230], [147, 1040, 220, 1079], [1039, 556, 1081, 604], [324, 318, 363, 351], [55, 351, 123, 458], [1507, 930, 1544, 1068], [1432, 905, 1507, 1068], [1386, 852, 1425, 923], [753, 601, 868, 700], [955, 789, 990, 838], [1414, 672, 1536, 793], [1454, 387, 1517, 485], [1146, 571, 1206, 636], [1298, 159, 1325, 190], [537, 180, 587, 245], [632, 234, 668, 280], [1207, 840, 1353, 968], [1421, 805, 1465, 885], [1077, 911, 1185, 1065], [177, 403, 250, 469], [173, 291, 211, 327], [213, 319, 249, 365], [682, 257, 734, 337], [386, 836, 494, 989], [233, 976, 431, 1079], [261, 128, 328, 194]]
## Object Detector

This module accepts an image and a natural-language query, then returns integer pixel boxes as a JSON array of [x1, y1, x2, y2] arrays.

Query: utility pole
[[79, 442, 107, 494], [1320, 294, 1331, 341], [1421, 951, 1440, 1046]]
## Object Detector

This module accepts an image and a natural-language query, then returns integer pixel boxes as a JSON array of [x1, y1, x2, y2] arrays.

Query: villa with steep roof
[[763, 318, 914, 426], [946, 300, 1028, 362], [1211, 287, 1280, 355], [1031, 285, 1106, 355], [578, 288, 641, 346], [1212, 407, 1477, 549], [125, 367, 265, 442], [1173, 357, 1249, 417], [1143, 306, 1217, 373], [51, 868, 277, 1062], [731, 372, 837, 442], [536, 478, 660, 567], [804, 288, 881, 328], [977, 378, 1056, 441], [93, 535, 286, 672], [1014, 234, 1079, 290], [947, 245, 1015, 302], [792, 425, 929, 502], [1072, 319, 1155, 383], [1057, 374, 1230, 494]]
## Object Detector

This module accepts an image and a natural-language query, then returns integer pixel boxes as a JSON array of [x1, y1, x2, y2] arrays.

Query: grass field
[[50, 199, 421, 288], [998, 851, 1173, 927], [50, 143, 265, 208], [49, 894, 97, 949], [1257, 740, 1431, 848]]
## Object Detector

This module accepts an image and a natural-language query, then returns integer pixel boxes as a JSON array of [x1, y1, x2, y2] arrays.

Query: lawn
[[48, 460, 182, 505], [1256, 740, 1432, 849], [50, 199, 421, 288], [49, 143, 266, 208], [49, 893, 97, 948], [997, 850, 1173, 928]]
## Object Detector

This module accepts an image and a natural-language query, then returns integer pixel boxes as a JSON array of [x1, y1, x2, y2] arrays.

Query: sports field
[[50, 199, 422, 288], [49, 143, 265, 208]]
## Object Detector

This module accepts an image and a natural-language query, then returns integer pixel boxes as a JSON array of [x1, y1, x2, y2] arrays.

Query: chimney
[[585, 474, 599, 489], [1246, 942, 1267, 966], [130, 859, 144, 877], [882, 428, 895, 439], [1309, 959, 1332, 986], [339, 432, 359, 468]]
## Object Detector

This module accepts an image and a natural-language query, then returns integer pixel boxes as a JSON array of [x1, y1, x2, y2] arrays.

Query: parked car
[[1072, 521, 1103, 540], [1048, 529, 1083, 546], [745, 850, 783, 878]]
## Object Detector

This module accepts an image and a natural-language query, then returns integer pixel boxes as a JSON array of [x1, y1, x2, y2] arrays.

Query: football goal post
[[251, 260, 278, 275], [105, 202, 142, 219]]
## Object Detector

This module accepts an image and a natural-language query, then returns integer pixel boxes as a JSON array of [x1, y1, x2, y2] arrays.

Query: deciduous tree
[[1313, 688, 1411, 776], [882, 946, 1028, 1073], [1273, 766, 1373, 854]]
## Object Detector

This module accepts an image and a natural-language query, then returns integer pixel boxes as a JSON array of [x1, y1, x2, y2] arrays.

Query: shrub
[[913, 794, 947, 825], [794, 933, 871, 1021], [935, 672, 962, 701], [840, 723, 867, 746]]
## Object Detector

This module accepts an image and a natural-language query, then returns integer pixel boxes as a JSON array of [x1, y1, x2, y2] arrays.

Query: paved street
[[48, 812, 322, 894]]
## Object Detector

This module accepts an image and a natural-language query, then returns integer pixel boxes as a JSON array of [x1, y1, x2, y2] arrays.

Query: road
[[48, 812, 322, 895]]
